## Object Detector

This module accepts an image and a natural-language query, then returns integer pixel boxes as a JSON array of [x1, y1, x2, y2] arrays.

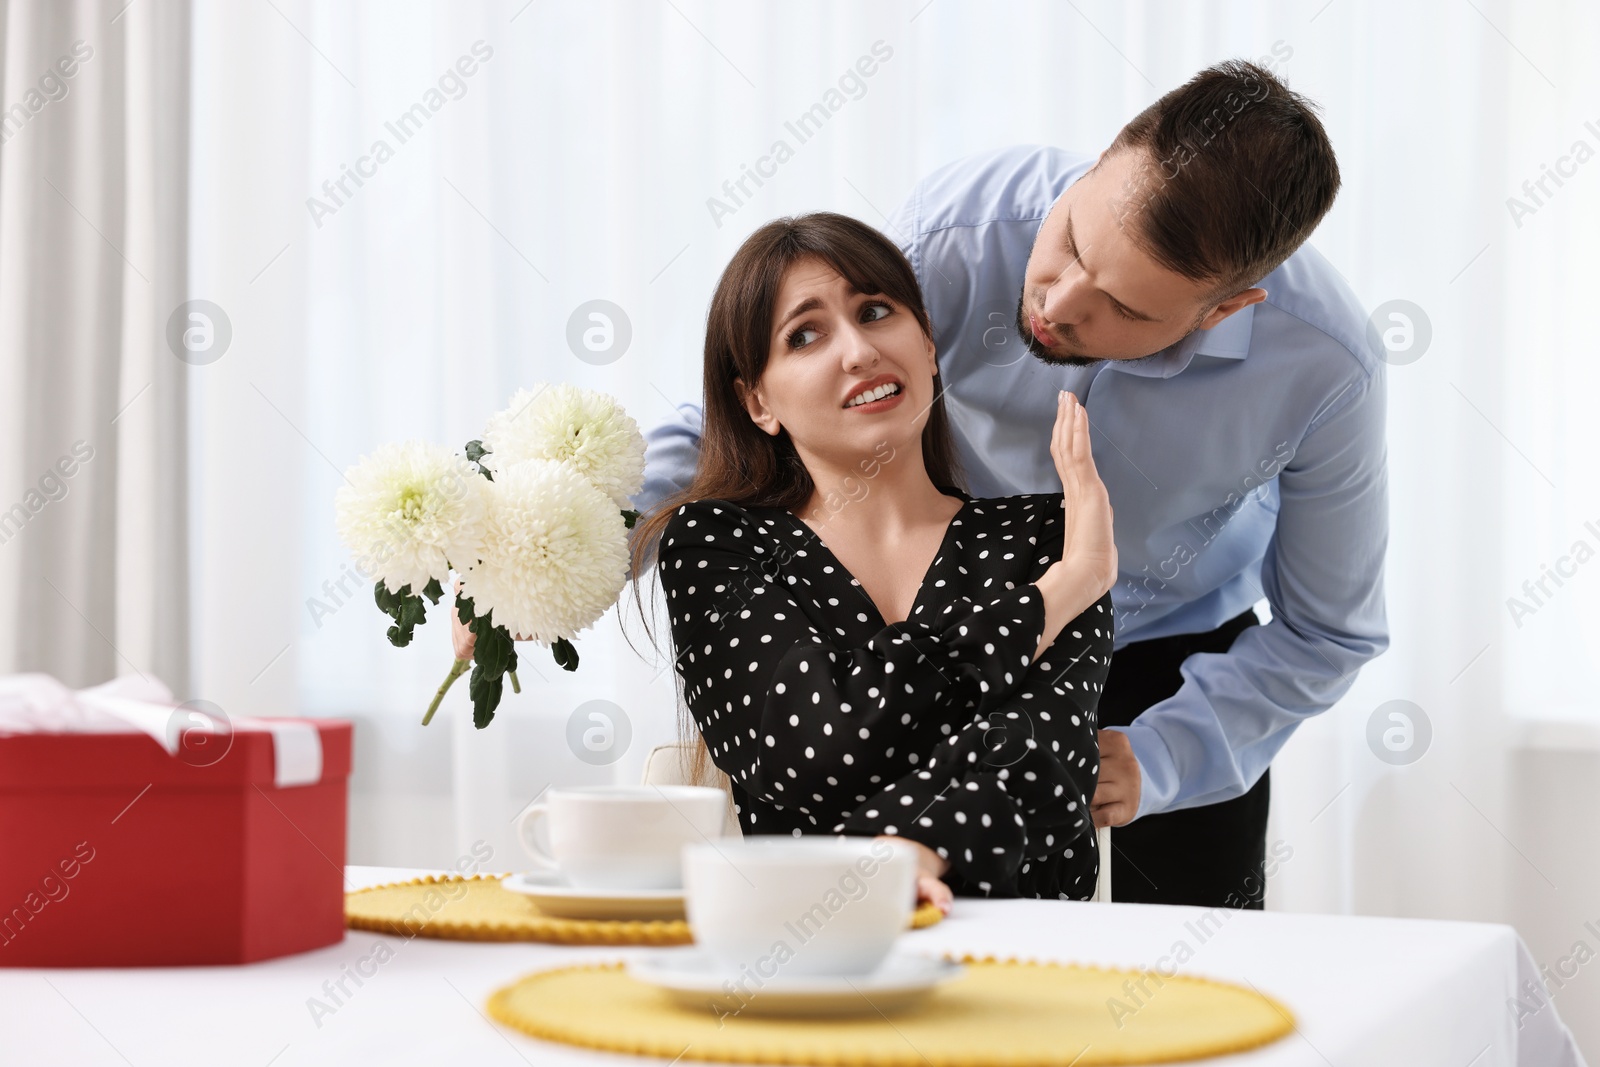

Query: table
[[0, 866, 1583, 1067]]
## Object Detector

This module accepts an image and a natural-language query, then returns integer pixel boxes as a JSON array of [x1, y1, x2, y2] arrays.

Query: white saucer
[[627, 948, 965, 1017], [500, 871, 685, 921]]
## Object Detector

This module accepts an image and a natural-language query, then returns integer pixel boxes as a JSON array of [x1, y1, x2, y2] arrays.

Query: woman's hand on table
[[878, 834, 953, 915]]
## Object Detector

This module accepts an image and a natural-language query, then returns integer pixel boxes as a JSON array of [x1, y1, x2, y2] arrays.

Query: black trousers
[[1098, 608, 1270, 909]]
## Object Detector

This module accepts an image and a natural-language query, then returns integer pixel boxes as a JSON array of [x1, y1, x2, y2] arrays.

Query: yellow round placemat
[[486, 955, 1295, 1064], [345, 875, 944, 946]]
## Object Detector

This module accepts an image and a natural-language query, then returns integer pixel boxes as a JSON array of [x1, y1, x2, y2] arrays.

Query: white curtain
[[182, 0, 1598, 1051], [0, 0, 191, 691]]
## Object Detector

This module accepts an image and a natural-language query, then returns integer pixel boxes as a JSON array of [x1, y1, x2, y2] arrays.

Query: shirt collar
[[1100, 303, 1256, 379]]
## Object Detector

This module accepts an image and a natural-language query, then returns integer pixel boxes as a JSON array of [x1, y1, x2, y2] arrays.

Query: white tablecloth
[[0, 866, 1583, 1067]]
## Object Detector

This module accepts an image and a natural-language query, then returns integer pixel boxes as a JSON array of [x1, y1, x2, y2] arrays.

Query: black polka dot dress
[[656, 489, 1113, 900]]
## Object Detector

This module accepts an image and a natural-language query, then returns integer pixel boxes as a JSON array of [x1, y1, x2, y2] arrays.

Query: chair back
[[639, 741, 743, 840]]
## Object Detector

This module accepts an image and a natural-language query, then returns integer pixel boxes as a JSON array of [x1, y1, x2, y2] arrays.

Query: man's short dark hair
[[1104, 58, 1340, 303]]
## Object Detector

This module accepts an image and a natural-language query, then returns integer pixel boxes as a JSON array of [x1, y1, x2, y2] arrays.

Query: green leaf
[[552, 637, 580, 671], [468, 664, 503, 729], [374, 580, 401, 616], [464, 439, 493, 481], [422, 577, 444, 604], [465, 611, 518, 728], [373, 579, 429, 647], [621, 509, 640, 530]]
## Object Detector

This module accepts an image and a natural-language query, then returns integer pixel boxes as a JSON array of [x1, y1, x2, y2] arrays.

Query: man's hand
[[1092, 729, 1141, 828]]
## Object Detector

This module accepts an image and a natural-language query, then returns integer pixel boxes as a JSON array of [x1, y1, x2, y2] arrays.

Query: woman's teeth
[[845, 383, 901, 408]]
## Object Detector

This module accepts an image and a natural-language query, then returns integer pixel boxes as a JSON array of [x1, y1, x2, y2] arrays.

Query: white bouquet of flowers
[[334, 384, 644, 728]]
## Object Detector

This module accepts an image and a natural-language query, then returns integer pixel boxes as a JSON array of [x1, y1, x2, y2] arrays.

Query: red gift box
[[0, 685, 352, 967]]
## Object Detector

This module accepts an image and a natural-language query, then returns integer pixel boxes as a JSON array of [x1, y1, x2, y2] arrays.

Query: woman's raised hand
[[1050, 390, 1117, 597]]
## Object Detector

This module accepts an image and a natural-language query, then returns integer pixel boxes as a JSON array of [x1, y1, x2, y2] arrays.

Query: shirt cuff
[[1109, 722, 1177, 820]]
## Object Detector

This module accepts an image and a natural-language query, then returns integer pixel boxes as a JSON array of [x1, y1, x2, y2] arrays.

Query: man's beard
[[1015, 291, 1102, 368], [1013, 290, 1200, 370]]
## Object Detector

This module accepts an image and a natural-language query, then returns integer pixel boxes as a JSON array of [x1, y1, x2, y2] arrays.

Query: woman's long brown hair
[[629, 212, 964, 786]]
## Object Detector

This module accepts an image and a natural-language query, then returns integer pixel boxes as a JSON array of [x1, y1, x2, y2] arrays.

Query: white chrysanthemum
[[334, 441, 487, 593], [458, 459, 629, 642], [480, 383, 645, 509]]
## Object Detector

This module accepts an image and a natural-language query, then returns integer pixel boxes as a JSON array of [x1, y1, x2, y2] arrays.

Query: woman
[[631, 212, 1118, 909]]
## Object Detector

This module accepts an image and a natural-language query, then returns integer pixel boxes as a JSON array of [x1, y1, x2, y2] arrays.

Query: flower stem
[[509, 670, 521, 694], [423, 658, 470, 725]]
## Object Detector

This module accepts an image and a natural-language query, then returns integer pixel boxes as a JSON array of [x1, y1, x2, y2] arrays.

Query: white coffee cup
[[515, 785, 727, 890], [682, 836, 917, 977]]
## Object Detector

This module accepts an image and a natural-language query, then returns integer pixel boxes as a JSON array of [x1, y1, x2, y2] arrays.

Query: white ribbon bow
[[0, 673, 324, 788]]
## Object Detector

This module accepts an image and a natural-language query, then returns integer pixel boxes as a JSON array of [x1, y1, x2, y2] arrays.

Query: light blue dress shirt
[[636, 145, 1390, 819]]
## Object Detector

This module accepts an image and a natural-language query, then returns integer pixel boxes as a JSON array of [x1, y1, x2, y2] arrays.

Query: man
[[634, 59, 1388, 909]]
